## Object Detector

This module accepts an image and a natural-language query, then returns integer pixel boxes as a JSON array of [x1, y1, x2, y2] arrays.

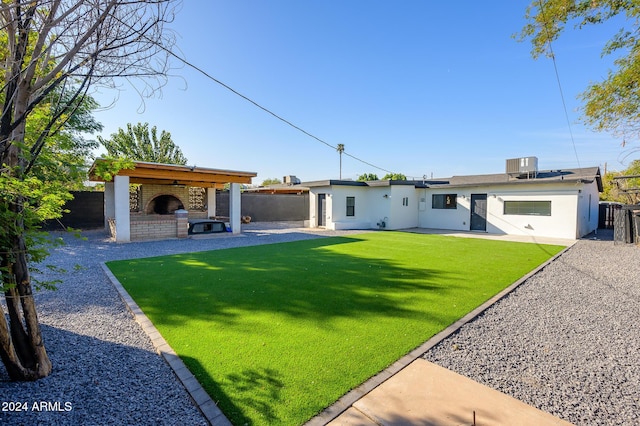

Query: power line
[[161, 47, 395, 176], [538, 0, 581, 169]]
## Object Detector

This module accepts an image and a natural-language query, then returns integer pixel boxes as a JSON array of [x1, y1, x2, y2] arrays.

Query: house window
[[432, 194, 457, 209], [402, 197, 409, 206], [504, 201, 551, 216], [346, 196, 355, 216]]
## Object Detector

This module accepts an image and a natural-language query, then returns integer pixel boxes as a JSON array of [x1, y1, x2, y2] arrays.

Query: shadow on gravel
[[0, 325, 205, 426], [582, 228, 613, 241]]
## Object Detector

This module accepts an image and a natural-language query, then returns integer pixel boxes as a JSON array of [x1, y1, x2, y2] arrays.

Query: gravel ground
[[0, 223, 362, 426], [424, 230, 640, 425]]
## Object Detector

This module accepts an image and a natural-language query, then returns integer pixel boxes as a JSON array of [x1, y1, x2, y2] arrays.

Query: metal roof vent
[[506, 157, 538, 179]]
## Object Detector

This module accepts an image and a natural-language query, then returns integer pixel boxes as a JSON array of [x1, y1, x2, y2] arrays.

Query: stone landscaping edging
[[100, 263, 231, 426]]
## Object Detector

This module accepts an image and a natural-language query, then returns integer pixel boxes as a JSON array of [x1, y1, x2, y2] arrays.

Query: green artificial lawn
[[106, 232, 564, 425]]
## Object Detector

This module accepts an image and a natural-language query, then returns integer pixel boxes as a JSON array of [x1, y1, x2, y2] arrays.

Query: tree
[[357, 173, 379, 181], [261, 178, 282, 186], [601, 160, 640, 203], [0, 0, 177, 381], [519, 1, 640, 145], [382, 173, 407, 180], [336, 144, 345, 179], [27, 91, 103, 190], [98, 122, 188, 165]]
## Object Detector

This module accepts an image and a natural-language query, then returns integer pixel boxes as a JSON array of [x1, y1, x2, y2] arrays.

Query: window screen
[[346, 196, 355, 216], [504, 201, 551, 216]]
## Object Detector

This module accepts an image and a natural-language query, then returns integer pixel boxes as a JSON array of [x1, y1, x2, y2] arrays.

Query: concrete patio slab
[[329, 359, 574, 426], [402, 227, 576, 246]]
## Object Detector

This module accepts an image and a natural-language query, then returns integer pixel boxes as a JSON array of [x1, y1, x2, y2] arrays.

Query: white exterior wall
[[365, 187, 392, 229], [486, 190, 578, 239], [207, 188, 216, 219], [576, 180, 600, 238], [104, 181, 115, 231], [308, 186, 332, 228], [419, 189, 471, 231], [386, 186, 419, 230], [309, 188, 320, 227], [309, 185, 393, 230], [418, 182, 593, 240], [327, 186, 373, 230], [229, 183, 241, 234], [309, 178, 600, 240], [113, 175, 130, 242]]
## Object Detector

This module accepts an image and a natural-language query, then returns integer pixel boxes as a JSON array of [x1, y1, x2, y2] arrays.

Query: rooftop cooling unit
[[283, 175, 301, 185], [506, 157, 538, 179]]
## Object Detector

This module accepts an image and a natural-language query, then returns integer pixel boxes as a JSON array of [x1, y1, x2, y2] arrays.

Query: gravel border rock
[[424, 230, 640, 425]]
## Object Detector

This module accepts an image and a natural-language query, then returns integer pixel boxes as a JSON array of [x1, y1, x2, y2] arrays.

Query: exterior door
[[470, 194, 487, 231], [317, 194, 326, 227]]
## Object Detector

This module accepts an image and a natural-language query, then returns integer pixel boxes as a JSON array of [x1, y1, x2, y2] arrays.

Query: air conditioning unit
[[506, 157, 538, 178], [283, 175, 301, 185]]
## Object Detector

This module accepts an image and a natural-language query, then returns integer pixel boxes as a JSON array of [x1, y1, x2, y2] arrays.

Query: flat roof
[[88, 159, 257, 189], [438, 167, 603, 191], [302, 179, 423, 188], [301, 167, 603, 192]]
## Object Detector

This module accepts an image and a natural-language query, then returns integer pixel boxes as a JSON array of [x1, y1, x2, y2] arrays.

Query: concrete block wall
[[215, 192, 308, 221]]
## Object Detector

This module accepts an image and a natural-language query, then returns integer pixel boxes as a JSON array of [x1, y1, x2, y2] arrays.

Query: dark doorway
[[470, 194, 487, 231], [146, 194, 184, 215], [317, 194, 326, 227], [598, 202, 618, 229]]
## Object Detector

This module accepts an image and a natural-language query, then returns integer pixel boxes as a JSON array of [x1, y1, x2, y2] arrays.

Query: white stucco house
[[303, 159, 602, 240]]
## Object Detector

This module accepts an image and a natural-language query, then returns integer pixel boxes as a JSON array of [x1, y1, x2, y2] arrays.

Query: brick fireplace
[[89, 159, 256, 242]]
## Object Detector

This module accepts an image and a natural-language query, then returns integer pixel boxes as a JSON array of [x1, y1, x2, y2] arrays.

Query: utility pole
[[336, 144, 345, 179]]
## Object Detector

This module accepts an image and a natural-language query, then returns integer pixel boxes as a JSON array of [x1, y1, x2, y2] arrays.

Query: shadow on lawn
[[123, 236, 460, 328], [182, 355, 284, 425]]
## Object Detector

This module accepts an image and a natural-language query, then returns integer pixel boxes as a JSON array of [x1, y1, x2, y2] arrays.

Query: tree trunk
[[0, 79, 52, 381], [0, 196, 53, 380]]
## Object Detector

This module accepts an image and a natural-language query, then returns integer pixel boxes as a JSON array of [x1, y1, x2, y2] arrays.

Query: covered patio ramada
[[88, 159, 257, 242]]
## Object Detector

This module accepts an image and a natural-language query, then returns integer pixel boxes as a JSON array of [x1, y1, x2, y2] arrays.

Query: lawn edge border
[[100, 263, 231, 426], [305, 241, 576, 426]]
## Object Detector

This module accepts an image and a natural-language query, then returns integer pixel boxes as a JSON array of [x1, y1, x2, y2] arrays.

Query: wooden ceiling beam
[[117, 168, 253, 184], [89, 158, 257, 186], [127, 178, 227, 189]]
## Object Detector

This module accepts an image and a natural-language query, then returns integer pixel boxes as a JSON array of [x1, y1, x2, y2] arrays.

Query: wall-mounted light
[[383, 194, 389, 198]]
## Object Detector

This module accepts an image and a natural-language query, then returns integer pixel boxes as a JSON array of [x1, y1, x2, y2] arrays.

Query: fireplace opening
[[146, 194, 184, 215]]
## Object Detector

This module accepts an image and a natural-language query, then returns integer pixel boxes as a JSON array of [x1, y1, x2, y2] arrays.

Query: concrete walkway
[[327, 359, 573, 425], [402, 227, 577, 247]]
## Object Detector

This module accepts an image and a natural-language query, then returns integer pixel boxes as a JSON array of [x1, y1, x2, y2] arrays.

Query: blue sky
[[91, 1, 633, 184]]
